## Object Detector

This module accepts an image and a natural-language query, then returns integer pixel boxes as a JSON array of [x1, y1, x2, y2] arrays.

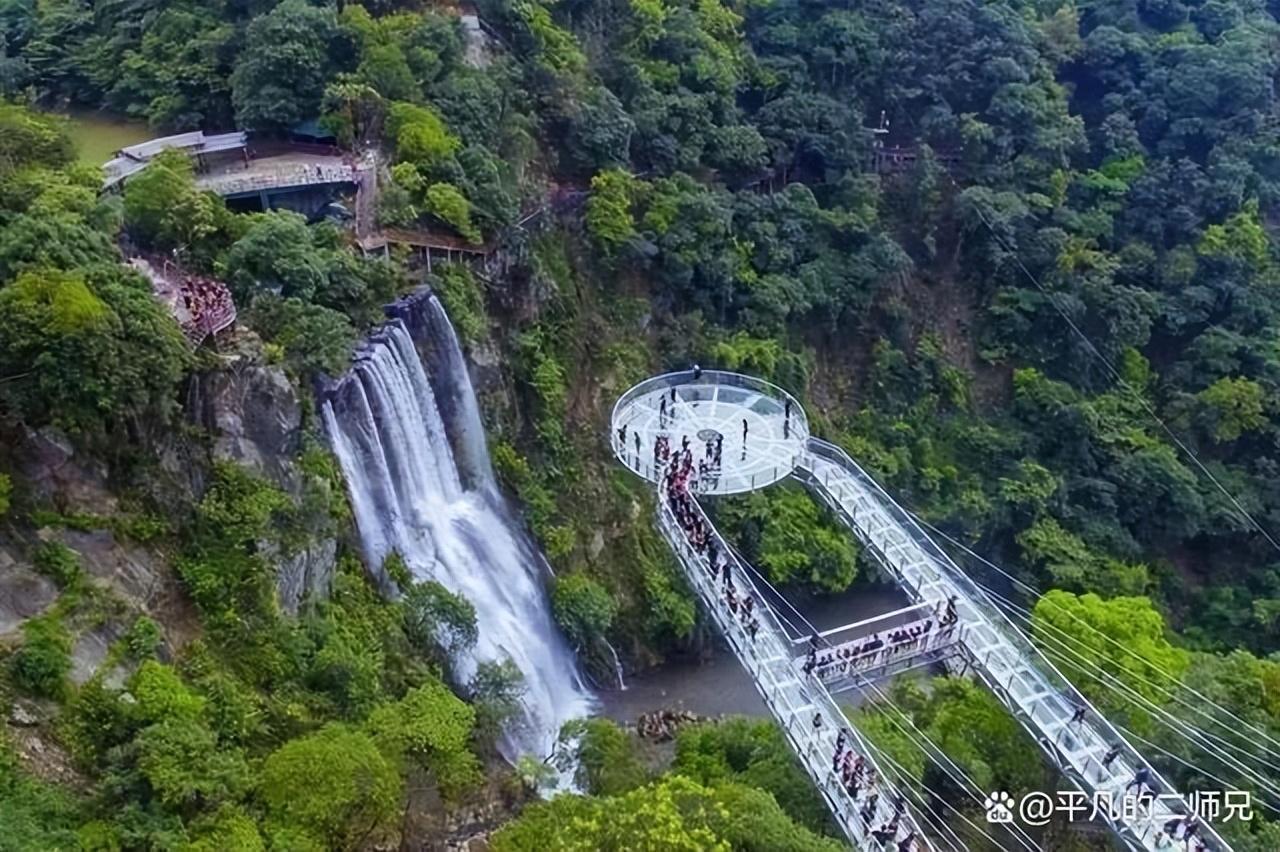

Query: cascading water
[[321, 293, 594, 760]]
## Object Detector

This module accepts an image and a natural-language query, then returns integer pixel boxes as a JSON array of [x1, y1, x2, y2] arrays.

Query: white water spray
[[322, 299, 594, 760]]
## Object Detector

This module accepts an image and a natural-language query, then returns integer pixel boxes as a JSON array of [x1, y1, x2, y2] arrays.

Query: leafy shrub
[[176, 463, 291, 631], [559, 718, 646, 795], [424, 183, 480, 243], [124, 616, 163, 659], [242, 295, 356, 377], [382, 551, 412, 592], [491, 442, 557, 538], [0, 734, 81, 848], [306, 620, 383, 717], [585, 169, 636, 254], [468, 659, 525, 747], [128, 661, 205, 724], [673, 717, 830, 834], [552, 573, 616, 648], [261, 723, 402, 848], [366, 682, 481, 800], [433, 266, 486, 344], [58, 678, 133, 766], [12, 615, 72, 699], [32, 542, 81, 589], [402, 580, 478, 661]]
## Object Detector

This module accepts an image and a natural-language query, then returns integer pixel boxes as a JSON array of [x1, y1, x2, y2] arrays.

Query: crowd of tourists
[[663, 446, 762, 642], [180, 273, 235, 340], [803, 618, 960, 682], [801, 596, 961, 681], [821, 724, 920, 850]]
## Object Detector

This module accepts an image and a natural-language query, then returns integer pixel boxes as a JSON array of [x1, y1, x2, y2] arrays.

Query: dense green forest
[[3, 0, 1280, 848]]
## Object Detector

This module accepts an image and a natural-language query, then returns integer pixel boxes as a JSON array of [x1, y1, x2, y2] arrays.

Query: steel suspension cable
[[868, 738, 1019, 852], [962, 192, 1280, 558], [721, 536, 824, 642], [973, 583, 1280, 802], [850, 672, 1042, 852], [917, 515, 1280, 763], [857, 731, 972, 852], [967, 574, 1280, 777]]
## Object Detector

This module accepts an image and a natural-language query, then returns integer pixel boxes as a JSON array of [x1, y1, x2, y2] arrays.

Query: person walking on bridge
[[859, 793, 879, 826], [872, 817, 900, 845], [1125, 766, 1153, 797]]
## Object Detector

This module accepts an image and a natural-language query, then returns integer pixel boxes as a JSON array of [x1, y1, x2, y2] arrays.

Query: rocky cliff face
[[191, 353, 303, 485], [189, 335, 339, 614], [0, 330, 342, 660]]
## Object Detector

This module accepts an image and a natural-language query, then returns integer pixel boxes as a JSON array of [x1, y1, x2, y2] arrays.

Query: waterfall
[[604, 639, 627, 691], [321, 296, 594, 760]]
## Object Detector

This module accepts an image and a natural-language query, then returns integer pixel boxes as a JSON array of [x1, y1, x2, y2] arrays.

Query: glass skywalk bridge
[[612, 370, 1231, 852]]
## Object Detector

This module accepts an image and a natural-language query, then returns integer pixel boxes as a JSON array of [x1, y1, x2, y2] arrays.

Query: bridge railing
[[611, 370, 809, 494], [800, 438, 1073, 690], [798, 437, 1229, 851], [611, 369, 809, 441], [808, 616, 966, 684], [655, 486, 925, 851], [196, 162, 357, 197]]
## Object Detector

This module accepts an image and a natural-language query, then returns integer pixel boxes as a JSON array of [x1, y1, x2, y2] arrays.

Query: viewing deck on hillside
[[611, 371, 809, 495]]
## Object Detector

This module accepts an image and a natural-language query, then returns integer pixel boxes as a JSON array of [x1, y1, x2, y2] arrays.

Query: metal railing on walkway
[[796, 437, 1231, 852], [656, 486, 928, 851]]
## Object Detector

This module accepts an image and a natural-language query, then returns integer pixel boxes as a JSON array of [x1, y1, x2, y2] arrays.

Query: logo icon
[[984, 791, 1016, 824]]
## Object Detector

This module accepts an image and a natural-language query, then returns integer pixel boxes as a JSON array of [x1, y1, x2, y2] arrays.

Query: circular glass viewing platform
[[611, 370, 808, 495]]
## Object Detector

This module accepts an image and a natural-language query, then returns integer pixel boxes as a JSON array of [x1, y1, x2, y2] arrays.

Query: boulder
[[69, 626, 117, 687]]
